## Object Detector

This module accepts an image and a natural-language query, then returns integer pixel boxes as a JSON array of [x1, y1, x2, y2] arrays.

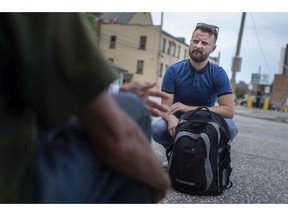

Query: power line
[[99, 32, 188, 60], [250, 13, 273, 75], [100, 33, 160, 55]]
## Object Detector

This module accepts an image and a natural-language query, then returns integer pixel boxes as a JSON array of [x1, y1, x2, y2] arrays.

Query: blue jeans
[[36, 92, 153, 203], [152, 117, 238, 150]]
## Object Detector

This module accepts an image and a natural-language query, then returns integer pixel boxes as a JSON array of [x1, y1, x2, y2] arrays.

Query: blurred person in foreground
[[0, 13, 170, 203]]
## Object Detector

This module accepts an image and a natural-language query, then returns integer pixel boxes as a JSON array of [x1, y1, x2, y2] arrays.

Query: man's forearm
[[207, 105, 234, 119], [78, 92, 170, 197]]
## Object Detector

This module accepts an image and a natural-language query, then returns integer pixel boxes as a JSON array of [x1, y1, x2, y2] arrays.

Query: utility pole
[[230, 12, 246, 94], [156, 12, 164, 88]]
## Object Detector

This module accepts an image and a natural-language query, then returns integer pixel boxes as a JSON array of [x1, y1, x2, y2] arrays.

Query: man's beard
[[189, 49, 209, 63]]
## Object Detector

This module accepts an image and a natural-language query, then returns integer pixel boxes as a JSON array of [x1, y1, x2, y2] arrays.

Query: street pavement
[[151, 105, 288, 204]]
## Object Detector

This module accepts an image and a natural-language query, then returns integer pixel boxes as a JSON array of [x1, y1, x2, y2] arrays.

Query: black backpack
[[166, 107, 233, 195]]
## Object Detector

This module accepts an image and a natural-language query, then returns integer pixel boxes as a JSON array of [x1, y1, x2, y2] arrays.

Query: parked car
[[268, 101, 281, 111]]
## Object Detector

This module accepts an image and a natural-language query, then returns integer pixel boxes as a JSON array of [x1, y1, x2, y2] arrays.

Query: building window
[[177, 45, 181, 58], [161, 38, 166, 53], [184, 49, 188, 59], [108, 58, 114, 63], [167, 41, 172, 55], [139, 36, 147, 50], [159, 63, 163, 77], [165, 64, 169, 72], [109, 35, 117, 48], [172, 42, 176, 56], [136, 60, 144, 74]]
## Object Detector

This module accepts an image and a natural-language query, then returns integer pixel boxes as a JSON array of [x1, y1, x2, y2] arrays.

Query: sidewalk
[[234, 105, 288, 123], [149, 96, 288, 123]]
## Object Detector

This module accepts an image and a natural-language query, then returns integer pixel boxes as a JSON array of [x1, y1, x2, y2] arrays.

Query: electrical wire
[[250, 13, 273, 75], [98, 27, 189, 59]]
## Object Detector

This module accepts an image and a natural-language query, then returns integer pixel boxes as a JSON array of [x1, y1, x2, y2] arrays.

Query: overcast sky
[[151, 12, 288, 85]]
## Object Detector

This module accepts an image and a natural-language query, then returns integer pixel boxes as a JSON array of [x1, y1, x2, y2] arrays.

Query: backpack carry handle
[[190, 106, 230, 138], [190, 106, 212, 118]]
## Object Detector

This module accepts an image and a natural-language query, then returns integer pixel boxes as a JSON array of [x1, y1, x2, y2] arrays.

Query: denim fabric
[[113, 92, 152, 139], [36, 92, 152, 203]]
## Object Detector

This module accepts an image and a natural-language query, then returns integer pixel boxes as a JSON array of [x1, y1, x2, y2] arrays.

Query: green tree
[[235, 86, 247, 99], [84, 13, 102, 33]]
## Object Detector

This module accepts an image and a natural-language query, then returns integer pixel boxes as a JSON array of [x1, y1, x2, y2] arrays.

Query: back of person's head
[[193, 23, 219, 42]]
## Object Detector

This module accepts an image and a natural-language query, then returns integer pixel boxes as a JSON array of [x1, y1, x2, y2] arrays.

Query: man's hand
[[167, 115, 179, 136], [168, 102, 190, 115], [120, 81, 169, 117]]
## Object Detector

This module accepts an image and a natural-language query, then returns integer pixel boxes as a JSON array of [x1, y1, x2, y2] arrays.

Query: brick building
[[271, 44, 288, 111], [271, 74, 288, 111]]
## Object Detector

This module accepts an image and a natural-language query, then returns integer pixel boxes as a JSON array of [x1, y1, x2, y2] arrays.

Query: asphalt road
[[152, 110, 288, 204]]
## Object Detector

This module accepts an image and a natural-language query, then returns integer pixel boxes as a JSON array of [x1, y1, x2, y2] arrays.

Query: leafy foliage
[[235, 86, 247, 99], [84, 13, 102, 32]]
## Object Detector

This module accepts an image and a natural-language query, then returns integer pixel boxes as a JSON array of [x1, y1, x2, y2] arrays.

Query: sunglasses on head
[[196, 23, 219, 34], [195, 23, 219, 41]]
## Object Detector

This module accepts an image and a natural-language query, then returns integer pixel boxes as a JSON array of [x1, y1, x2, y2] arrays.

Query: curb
[[234, 106, 288, 123]]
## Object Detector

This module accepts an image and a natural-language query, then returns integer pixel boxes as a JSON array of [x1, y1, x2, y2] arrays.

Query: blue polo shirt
[[161, 59, 232, 117]]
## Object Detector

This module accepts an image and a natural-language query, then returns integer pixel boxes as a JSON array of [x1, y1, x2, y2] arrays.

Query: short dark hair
[[193, 23, 219, 42]]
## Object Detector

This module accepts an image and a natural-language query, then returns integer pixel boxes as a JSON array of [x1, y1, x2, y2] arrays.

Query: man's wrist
[[163, 113, 176, 121]]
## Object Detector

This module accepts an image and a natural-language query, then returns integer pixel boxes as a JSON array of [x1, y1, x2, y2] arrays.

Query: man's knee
[[151, 119, 167, 143], [224, 119, 238, 141], [113, 92, 150, 118]]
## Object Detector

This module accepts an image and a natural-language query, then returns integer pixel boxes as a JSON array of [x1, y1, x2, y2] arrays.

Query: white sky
[[2, 0, 288, 85]]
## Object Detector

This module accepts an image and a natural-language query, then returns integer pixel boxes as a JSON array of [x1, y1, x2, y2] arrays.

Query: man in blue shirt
[[152, 23, 238, 151]]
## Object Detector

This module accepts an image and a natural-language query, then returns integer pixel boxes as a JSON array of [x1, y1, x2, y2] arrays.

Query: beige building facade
[[96, 12, 190, 88]]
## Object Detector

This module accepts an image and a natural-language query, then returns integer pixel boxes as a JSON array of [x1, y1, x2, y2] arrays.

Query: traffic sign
[[251, 73, 271, 85]]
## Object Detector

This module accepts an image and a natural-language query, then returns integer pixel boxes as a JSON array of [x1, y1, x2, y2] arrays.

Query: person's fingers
[[147, 89, 169, 99], [168, 127, 174, 136], [168, 105, 177, 115], [146, 99, 169, 113], [147, 107, 161, 117]]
